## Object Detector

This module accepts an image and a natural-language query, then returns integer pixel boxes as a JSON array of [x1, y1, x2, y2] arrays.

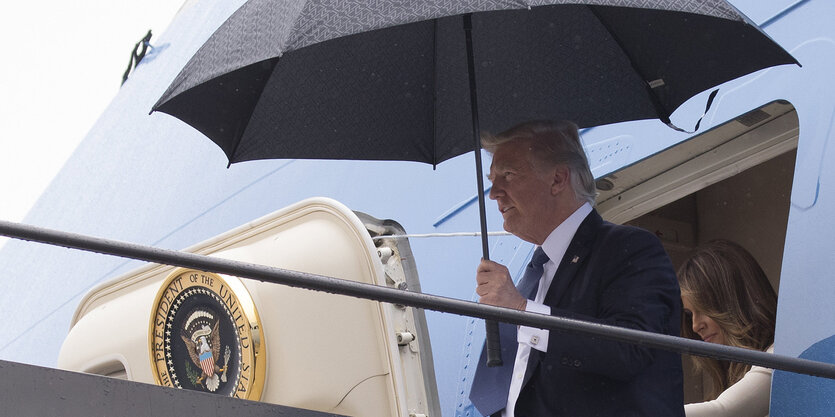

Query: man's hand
[[476, 259, 528, 310]]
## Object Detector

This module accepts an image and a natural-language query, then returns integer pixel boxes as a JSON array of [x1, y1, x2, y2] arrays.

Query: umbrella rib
[[226, 59, 280, 166], [586, 6, 690, 133]]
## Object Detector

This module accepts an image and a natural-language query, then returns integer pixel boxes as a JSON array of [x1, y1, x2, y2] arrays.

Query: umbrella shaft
[[464, 14, 491, 262], [465, 13, 502, 368]]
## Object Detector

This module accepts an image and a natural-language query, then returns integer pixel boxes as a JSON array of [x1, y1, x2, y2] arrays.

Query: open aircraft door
[[58, 197, 440, 417]]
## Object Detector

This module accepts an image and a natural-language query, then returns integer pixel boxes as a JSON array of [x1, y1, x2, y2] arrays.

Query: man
[[469, 120, 684, 416]]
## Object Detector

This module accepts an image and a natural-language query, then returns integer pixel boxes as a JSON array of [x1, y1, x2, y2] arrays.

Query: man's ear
[[551, 165, 570, 195]]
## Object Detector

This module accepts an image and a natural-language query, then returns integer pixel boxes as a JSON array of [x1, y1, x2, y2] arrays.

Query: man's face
[[488, 139, 558, 244]]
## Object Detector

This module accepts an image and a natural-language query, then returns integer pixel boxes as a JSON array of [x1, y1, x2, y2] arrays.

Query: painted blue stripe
[[433, 186, 491, 227], [761, 0, 810, 28]]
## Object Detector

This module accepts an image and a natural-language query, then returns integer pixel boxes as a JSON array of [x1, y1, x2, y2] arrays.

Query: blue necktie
[[469, 247, 550, 416]]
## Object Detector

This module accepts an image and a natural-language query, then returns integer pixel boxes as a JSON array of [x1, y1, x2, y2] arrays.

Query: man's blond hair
[[482, 120, 597, 205]]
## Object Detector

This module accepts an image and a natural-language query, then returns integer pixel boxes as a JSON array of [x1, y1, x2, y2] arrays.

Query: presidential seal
[[149, 269, 265, 400]]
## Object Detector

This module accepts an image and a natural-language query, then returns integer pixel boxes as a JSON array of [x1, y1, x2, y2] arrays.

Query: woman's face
[[682, 296, 726, 345]]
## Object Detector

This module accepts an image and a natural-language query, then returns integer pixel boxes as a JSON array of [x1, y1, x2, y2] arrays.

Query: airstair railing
[[2, 219, 835, 381]]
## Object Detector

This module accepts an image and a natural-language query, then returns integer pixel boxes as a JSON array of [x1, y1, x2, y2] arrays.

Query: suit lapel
[[543, 210, 601, 308], [521, 210, 603, 391]]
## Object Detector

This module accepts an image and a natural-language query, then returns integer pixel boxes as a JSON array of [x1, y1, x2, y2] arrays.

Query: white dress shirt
[[503, 202, 593, 417]]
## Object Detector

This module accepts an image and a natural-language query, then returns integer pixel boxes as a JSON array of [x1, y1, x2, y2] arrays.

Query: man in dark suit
[[469, 120, 684, 416]]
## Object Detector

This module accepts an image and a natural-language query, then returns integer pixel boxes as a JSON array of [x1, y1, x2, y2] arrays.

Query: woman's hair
[[481, 120, 597, 205], [677, 239, 777, 400]]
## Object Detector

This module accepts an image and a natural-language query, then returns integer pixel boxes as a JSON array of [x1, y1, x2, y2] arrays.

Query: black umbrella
[[152, 0, 797, 367]]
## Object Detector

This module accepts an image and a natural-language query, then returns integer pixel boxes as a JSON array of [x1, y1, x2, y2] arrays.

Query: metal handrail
[[2, 219, 835, 380]]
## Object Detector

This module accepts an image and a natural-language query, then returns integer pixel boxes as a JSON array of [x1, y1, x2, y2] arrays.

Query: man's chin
[[502, 222, 520, 238], [503, 223, 541, 244]]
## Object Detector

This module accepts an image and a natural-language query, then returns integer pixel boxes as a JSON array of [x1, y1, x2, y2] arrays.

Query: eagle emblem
[[151, 270, 264, 399], [180, 309, 230, 392]]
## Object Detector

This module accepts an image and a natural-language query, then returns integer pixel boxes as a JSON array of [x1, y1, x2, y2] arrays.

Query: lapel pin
[[571, 255, 580, 264]]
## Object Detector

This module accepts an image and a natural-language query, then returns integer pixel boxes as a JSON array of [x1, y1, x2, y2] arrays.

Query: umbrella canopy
[[153, 0, 797, 167]]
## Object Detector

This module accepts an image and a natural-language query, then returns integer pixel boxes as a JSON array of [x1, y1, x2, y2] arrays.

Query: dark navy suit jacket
[[512, 209, 684, 417]]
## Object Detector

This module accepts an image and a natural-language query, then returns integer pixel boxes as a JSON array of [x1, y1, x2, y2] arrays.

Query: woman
[[677, 239, 778, 417]]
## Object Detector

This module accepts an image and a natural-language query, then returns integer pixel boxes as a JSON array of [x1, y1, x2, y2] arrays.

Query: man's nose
[[488, 181, 501, 200]]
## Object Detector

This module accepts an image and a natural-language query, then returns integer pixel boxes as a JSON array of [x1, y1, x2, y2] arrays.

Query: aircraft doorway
[[592, 100, 798, 403]]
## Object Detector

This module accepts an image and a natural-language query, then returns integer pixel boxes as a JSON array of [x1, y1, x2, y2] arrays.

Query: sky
[[0, 1, 185, 248]]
